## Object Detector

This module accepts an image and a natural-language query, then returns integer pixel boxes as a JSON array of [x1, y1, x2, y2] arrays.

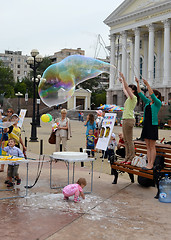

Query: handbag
[[131, 154, 147, 168], [48, 131, 56, 144]]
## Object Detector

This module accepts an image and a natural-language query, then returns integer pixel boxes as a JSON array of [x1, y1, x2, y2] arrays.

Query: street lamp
[[27, 49, 43, 142], [32, 74, 41, 127], [15, 92, 23, 115]]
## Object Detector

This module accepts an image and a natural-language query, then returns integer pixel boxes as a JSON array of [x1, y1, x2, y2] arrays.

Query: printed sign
[[18, 109, 27, 128], [96, 113, 116, 151]]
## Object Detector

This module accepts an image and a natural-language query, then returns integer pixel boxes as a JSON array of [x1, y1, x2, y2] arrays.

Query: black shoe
[[4, 180, 9, 184], [7, 182, 14, 187], [142, 167, 153, 170], [112, 180, 117, 184], [100, 156, 103, 158], [17, 179, 21, 185]]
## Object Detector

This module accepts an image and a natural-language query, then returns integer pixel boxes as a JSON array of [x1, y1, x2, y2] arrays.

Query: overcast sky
[[0, 0, 125, 58]]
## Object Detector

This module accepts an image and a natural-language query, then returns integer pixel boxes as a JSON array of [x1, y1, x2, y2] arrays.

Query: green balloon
[[47, 114, 53, 122]]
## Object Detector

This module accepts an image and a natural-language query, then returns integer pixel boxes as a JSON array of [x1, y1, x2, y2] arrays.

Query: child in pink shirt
[[63, 178, 87, 203]]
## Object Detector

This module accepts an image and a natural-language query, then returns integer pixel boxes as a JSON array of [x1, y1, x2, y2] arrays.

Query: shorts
[[7, 165, 19, 178]]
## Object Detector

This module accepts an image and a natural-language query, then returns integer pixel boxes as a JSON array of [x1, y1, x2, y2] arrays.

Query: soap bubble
[[38, 55, 115, 107], [0, 121, 16, 129]]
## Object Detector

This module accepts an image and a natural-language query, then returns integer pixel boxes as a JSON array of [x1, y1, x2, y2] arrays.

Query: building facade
[[50, 48, 85, 64], [0, 50, 31, 82], [67, 88, 91, 110], [104, 0, 171, 106]]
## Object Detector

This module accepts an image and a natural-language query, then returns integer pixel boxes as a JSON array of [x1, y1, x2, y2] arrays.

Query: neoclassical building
[[104, 0, 171, 106]]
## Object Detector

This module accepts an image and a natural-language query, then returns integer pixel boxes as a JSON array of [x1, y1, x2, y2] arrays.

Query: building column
[[115, 54, 121, 86], [109, 34, 116, 89], [134, 28, 140, 79], [143, 34, 148, 80], [163, 19, 170, 86], [85, 96, 88, 110], [73, 96, 76, 109], [130, 37, 135, 82], [156, 31, 162, 84], [127, 53, 130, 83], [121, 31, 127, 78], [147, 24, 155, 84]]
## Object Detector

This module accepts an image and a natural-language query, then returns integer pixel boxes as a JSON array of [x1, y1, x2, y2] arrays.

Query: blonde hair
[[61, 108, 67, 114], [77, 178, 87, 186]]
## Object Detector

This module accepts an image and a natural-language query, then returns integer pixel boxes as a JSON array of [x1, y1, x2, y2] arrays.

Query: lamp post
[[27, 49, 43, 142], [15, 91, 23, 115], [32, 75, 41, 127]]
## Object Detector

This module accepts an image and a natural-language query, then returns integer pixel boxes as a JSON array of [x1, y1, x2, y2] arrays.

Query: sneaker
[[17, 179, 21, 185], [7, 182, 14, 187], [4, 180, 9, 184]]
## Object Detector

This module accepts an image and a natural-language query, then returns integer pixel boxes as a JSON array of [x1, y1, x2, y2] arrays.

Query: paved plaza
[[0, 118, 171, 240]]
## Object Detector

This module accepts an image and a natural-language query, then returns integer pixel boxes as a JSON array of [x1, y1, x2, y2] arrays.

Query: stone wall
[[3, 98, 53, 117]]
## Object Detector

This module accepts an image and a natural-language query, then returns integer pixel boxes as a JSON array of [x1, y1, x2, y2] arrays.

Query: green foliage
[[14, 81, 27, 94], [91, 90, 106, 107], [0, 60, 15, 97], [78, 77, 99, 92], [14, 76, 34, 98]]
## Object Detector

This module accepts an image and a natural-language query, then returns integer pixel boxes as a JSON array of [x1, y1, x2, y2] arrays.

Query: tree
[[77, 77, 99, 92], [91, 89, 106, 108], [0, 60, 15, 97], [30, 56, 52, 77], [13, 76, 34, 98]]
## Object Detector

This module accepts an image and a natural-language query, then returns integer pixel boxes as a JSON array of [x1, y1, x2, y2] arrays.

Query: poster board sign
[[18, 109, 27, 128], [96, 113, 116, 151]]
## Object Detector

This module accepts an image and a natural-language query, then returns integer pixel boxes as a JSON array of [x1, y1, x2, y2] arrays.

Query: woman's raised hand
[[142, 78, 148, 86], [135, 77, 139, 84], [119, 72, 125, 80]]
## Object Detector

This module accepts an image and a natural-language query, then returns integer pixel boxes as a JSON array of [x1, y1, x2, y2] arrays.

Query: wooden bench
[[111, 140, 171, 198], [165, 120, 171, 128]]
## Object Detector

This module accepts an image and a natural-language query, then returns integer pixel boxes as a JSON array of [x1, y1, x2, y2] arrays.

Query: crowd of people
[[0, 72, 162, 203]]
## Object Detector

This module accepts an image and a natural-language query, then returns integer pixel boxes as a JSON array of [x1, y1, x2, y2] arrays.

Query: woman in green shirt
[[119, 72, 139, 164], [135, 77, 162, 170]]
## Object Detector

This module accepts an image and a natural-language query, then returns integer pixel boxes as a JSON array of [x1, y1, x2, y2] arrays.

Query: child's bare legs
[[63, 190, 69, 200]]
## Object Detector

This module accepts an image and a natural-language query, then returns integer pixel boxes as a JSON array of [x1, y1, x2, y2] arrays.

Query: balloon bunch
[[41, 114, 53, 123]]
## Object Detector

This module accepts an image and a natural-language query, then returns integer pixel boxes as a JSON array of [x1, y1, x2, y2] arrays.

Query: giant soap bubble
[[38, 55, 115, 107]]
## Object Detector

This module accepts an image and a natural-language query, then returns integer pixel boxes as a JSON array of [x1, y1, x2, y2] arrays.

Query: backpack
[[137, 175, 155, 187]]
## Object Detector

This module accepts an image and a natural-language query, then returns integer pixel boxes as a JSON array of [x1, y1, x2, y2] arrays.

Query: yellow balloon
[[41, 114, 50, 123]]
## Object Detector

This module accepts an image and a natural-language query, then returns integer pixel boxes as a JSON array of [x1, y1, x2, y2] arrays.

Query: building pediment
[[75, 88, 91, 94], [104, 0, 171, 26]]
